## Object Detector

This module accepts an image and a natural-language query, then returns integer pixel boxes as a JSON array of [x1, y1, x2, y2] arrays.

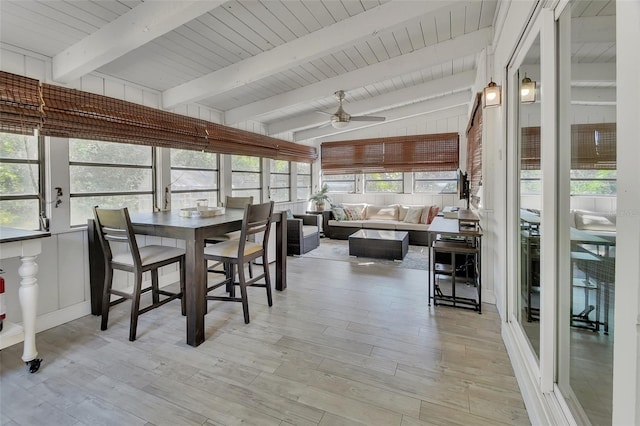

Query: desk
[[427, 215, 482, 312], [0, 227, 50, 373], [88, 208, 286, 347]]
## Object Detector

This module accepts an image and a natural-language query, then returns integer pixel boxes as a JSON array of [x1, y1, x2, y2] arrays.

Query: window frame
[[0, 132, 44, 230], [68, 139, 155, 227]]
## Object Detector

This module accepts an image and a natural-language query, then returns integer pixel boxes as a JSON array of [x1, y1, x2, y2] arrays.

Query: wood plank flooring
[[0, 256, 530, 426]]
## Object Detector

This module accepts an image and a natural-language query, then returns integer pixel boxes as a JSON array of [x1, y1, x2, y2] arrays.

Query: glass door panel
[[517, 35, 542, 359], [558, 2, 616, 424]]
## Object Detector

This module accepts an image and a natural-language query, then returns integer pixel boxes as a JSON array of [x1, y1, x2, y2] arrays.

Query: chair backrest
[[225, 195, 254, 209], [238, 201, 274, 256], [93, 207, 141, 268]]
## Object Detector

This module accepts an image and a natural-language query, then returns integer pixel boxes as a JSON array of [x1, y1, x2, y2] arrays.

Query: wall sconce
[[520, 74, 536, 103], [483, 79, 501, 108]]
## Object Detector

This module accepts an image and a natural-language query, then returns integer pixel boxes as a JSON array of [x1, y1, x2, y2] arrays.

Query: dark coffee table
[[348, 229, 409, 260]]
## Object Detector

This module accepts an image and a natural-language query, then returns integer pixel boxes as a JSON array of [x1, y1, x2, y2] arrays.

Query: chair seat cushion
[[203, 240, 262, 259], [206, 230, 242, 242], [301, 225, 319, 237], [112, 245, 185, 267]]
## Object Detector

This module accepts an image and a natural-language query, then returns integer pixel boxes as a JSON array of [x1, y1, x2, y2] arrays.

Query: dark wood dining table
[[88, 208, 286, 347]]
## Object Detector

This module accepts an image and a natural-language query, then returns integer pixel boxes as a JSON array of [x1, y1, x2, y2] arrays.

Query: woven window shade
[[521, 126, 541, 170], [0, 71, 316, 163], [466, 93, 483, 207], [521, 123, 616, 170], [571, 123, 616, 170], [0, 72, 43, 135], [321, 133, 459, 175]]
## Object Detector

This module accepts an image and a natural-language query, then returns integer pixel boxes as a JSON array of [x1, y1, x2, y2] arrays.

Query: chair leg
[[101, 269, 114, 331], [180, 259, 186, 316], [227, 263, 236, 297], [129, 272, 143, 342], [263, 259, 273, 307], [151, 269, 160, 304], [237, 263, 250, 324]]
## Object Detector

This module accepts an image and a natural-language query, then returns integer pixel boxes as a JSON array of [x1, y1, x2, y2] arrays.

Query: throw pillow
[[285, 209, 294, 219], [403, 206, 423, 224], [423, 205, 440, 224], [344, 207, 363, 221], [332, 207, 347, 221]]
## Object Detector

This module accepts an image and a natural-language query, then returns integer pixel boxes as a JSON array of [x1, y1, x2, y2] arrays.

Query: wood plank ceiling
[[0, 1, 615, 143]]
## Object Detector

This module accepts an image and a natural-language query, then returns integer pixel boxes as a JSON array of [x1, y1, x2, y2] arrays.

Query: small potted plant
[[309, 183, 331, 211]]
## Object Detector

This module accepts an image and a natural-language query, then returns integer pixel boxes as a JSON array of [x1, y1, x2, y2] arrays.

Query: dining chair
[[93, 206, 186, 341], [203, 201, 274, 323]]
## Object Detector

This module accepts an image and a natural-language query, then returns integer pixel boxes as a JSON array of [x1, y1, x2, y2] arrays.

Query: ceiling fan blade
[[350, 115, 386, 122], [315, 110, 333, 116]]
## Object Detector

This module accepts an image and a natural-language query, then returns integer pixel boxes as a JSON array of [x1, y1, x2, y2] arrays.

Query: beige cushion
[[363, 220, 397, 230], [395, 222, 430, 231], [301, 225, 319, 237], [112, 245, 184, 267], [203, 240, 262, 259], [365, 205, 398, 220], [403, 206, 424, 223], [397, 204, 425, 221], [574, 210, 616, 232], [341, 203, 367, 217], [328, 220, 363, 228]]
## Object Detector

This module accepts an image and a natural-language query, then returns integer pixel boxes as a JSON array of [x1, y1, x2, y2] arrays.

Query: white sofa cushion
[[362, 220, 398, 230], [328, 220, 363, 228], [365, 205, 399, 220], [395, 222, 430, 232], [574, 209, 616, 232], [403, 206, 424, 224], [397, 204, 425, 221]]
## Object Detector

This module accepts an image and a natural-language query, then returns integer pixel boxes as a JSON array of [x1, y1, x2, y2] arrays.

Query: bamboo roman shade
[[321, 133, 459, 175], [0, 71, 316, 163], [521, 123, 616, 170], [466, 93, 483, 207], [0, 72, 43, 135]]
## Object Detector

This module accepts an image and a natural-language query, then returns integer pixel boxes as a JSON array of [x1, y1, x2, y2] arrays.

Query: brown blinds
[[0, 71, 316, 163], [321, 133, 459, 175], [466, 93, 483, 207], [520, 123, 616, 170], [520, 126, 541, 170], [571, 123, 616, 170], [0, 72, 43, 135]]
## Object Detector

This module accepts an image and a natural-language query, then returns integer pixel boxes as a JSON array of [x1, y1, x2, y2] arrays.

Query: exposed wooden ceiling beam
[[294, 90, 472, 141], [52, 1, 226, 83], [162, 0, 473, 109], [267, 71, 476, 134], [226, 28, 491, 125]]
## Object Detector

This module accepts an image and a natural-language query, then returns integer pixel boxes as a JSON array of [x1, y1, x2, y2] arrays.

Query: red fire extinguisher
[[0, 269, 5, 332]]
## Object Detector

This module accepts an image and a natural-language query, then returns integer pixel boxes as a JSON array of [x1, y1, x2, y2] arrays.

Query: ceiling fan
[[321, 90, 386, 129]]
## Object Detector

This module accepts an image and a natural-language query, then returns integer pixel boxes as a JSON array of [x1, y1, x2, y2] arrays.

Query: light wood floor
[[0, 256, 530, 426]]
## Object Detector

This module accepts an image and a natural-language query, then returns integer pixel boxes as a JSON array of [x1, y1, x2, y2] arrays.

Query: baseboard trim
[[35, 302, 92, 333], [502, 321, 576, 426]]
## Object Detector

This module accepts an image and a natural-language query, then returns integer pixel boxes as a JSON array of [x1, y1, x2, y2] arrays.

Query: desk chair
[[93, 207, 186, 341], [203, 201, 274, 323]]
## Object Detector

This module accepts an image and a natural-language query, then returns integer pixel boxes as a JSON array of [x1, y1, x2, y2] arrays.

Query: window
[[365, 172, 403, 193], [323, 174, 356, 193], [571, 170, 616, 195], [170, 149, 218, 209], [69, 139, 153, 227], [231, 155, 261, 201], [0, 132, 42, 230], [269, 159, 290, 202], [296, 162, 311, 201], [414, 171, 457, 193], [520, 170, 542, 195]]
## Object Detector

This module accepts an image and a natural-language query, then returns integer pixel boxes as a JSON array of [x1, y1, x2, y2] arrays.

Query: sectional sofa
[[321, 203, 440, 246]]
